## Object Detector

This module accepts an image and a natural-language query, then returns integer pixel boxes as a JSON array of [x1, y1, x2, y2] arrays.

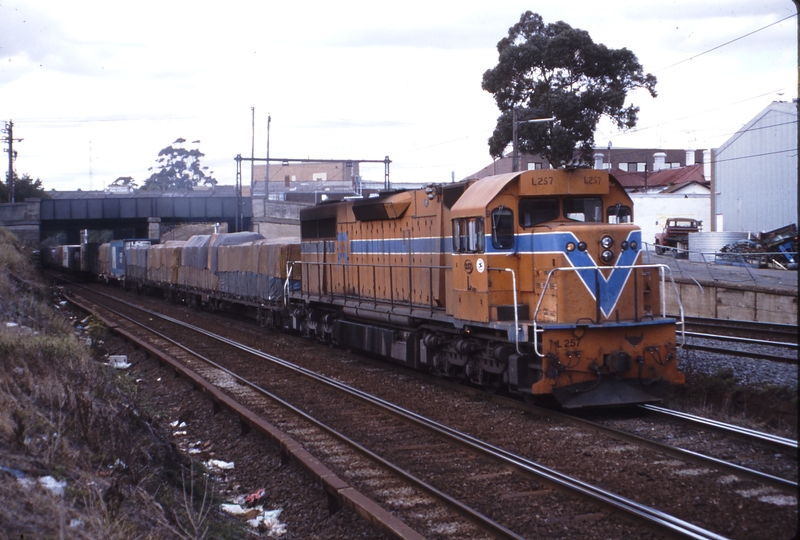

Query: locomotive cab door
[[450, 216, 490, 323]]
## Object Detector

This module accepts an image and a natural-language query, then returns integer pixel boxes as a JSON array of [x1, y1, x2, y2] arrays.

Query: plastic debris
[[0, 465, 25, 479], [248, 508, 286, 536], [220, 503, 261, 519], [38, 476, 67, 496], [245, 488, 267, 506], [206, 459, 234, 470], [169, 420, 187, 428], [106, 355, 131, 369]]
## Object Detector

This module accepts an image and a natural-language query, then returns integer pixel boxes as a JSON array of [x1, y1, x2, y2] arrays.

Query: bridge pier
[[148, 217, 161, 241]]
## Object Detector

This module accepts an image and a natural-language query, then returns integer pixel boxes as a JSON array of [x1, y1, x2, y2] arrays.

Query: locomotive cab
[[450, 168, 683, 407]]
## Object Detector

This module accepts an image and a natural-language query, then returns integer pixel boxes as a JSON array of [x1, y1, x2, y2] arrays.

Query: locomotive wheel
[[655, 244, 665, 255]]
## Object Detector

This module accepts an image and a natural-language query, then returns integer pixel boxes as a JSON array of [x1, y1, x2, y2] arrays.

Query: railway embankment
[[1, 229, 332, 538]]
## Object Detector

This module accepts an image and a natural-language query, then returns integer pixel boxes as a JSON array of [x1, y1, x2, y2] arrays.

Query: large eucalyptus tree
[[482, 11, 657, 166]]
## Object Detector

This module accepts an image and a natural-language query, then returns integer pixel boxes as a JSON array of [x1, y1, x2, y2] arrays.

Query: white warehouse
[[712, 101, 798, 233]]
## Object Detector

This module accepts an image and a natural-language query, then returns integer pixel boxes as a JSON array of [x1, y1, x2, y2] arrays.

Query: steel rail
[[681, 342, 797, 364], [677, 317, 798, 342], [683, 331, 797, 350], [424, 377, 798, 495], [639, 404, 798, 454]]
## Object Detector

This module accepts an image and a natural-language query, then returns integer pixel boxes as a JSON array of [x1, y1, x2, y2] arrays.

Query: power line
[[11, 113, 203, 125], [608, 89, 787, 139], [713, 147, 796, 164], [653, 13, 797, 73]]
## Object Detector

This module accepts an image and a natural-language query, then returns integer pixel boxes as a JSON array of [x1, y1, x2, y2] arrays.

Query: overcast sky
[[0, 0, 796, 192]]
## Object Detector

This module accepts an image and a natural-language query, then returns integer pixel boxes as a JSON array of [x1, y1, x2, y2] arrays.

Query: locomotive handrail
[[284, 261, 296, 307], [488, 267, 520, 354], [531, 264, 685, 358]]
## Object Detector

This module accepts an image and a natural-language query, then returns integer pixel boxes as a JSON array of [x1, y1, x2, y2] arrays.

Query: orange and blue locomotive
[[295, 166, 684, 407], [64, 165, 683, 408]]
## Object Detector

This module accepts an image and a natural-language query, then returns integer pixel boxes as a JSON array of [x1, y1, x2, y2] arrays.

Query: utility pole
[[511, 109, 556, 173], [250, 106, 255, 195], [2, 121, 23, 203], [265, 114, 271, 201]]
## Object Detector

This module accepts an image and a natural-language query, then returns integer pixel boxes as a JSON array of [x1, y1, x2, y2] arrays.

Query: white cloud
[[0, 0, 795, 191]]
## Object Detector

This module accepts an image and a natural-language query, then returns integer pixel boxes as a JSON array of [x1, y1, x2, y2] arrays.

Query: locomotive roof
[[450, 172, 519, 218], [451, 169, 628, 218]]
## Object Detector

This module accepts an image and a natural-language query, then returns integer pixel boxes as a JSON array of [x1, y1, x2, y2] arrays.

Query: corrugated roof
[[646, 164, 706, 187]]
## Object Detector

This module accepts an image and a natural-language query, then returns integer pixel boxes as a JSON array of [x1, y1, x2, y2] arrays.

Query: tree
[[0, 173, 49, 202], [143, 138, 217, 191], [482, 11, 657, 166]]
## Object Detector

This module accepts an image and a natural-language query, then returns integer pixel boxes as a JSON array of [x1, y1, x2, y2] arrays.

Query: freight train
[[43, 166, 685, 408]]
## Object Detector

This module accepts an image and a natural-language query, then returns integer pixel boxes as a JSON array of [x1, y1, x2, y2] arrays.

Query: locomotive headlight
[[601, 236, 614, 249], [630, 240, 638, 250], [620, 240, 629, 250], [566, 242, 576, 252], [601, 250, 614, 263], [577, 242, 587, 251]]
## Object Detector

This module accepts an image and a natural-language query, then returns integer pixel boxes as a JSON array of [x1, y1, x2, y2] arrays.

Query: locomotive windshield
[[607, 204, 632, 223], [563, 197, 603, 222], [519, 198, 559, 227]]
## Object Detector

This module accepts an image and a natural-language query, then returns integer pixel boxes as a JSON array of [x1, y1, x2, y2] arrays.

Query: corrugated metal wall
[[713, 101, 798, 233]]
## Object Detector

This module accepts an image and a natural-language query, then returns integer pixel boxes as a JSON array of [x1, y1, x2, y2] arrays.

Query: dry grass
[[0, 227, 243, 539]]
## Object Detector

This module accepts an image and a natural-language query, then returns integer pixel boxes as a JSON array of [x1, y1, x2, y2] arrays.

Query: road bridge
[[1, 186, 251, 244]]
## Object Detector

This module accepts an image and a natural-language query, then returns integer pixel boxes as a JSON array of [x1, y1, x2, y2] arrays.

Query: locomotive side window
[[301, 217, 337, 239], [452, 219, 464, 252], [607, 204, 632, 224], [452, 217, 485, 253], [491, 207, 515, 249], [518, 198, 559, 228], [563, 197, 603, 222]]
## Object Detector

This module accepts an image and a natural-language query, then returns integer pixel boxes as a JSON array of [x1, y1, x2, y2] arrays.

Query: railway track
[[679, 317, 798, 343], [417, 379, 797, 495], [638, 405, 797, 455], [64, 283, 736, 540], [675, 317, 798, 364]]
